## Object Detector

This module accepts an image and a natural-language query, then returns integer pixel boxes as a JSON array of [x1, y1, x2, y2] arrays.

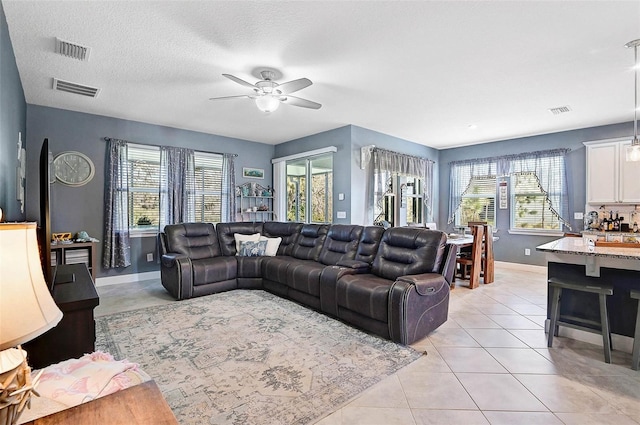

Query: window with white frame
[[511, 172, 561, 230], [448, 149, 569, 233], [193, 153, 224, 223], [128, 145, 161, 231], [374, 174, 425, 227], [508, 150, 567, 232], [456, 176, 496, 227], [127, 143, 227, 233]]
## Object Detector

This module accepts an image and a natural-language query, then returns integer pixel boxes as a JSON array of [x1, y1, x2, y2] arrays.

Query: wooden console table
[[24, 263, 99, 369], [22, 381, 178, 424]]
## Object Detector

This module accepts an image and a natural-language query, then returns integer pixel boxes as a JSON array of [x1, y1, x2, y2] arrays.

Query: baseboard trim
[[95, 271, 160, 287], [495, 261, 546, 273]]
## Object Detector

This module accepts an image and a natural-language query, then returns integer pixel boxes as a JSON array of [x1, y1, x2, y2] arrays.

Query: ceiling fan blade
[[281, 95, 322, 110], [208, 95, 254, 101], [222, 74, 257, 90], [276, 78, 312, 95]]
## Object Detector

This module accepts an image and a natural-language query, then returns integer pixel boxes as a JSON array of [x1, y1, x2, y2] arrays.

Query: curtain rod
[[103, 137, 238, 157]]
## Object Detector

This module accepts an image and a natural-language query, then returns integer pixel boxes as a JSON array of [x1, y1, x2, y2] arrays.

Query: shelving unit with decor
[[237, 182, 276, 222], [50, 241, 98, 281]]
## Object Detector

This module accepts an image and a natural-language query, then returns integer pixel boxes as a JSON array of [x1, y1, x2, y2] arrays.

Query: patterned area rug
[[96, 290, 422, 425]]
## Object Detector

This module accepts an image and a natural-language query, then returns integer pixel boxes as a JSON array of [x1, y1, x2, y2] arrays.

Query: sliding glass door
[[286, 154, 333, 223]]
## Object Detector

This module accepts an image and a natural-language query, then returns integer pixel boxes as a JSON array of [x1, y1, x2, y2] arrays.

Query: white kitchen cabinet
[[585, 138, 640, 204]]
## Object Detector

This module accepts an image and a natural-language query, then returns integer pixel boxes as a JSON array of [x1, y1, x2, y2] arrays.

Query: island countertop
[[536, 237, 640, 261]]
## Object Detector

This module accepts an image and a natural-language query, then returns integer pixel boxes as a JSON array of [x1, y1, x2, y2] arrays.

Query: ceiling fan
[[209, 70, 321, 113]]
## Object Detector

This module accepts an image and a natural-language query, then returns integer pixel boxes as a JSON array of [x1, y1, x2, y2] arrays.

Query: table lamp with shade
[[0, 223, 63, 425]]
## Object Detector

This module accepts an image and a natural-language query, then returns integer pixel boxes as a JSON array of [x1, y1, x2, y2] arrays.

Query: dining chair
[[455, 224, 484, 289], [482, 224, 494, 284]]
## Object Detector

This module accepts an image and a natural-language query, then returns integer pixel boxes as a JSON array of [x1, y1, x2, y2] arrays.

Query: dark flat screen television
[[39, 138, 53, 287]]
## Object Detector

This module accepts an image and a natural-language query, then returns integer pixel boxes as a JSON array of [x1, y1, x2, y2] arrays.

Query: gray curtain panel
[[222, 154, 236, 222], [103, 139, 131, 268], [159, 146, 195, 230]]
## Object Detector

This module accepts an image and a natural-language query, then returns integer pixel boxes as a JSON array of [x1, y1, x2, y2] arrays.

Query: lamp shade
[[0, 223, 62, 351]]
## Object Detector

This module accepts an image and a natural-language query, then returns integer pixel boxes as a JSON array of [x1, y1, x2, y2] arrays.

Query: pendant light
[[625, 39, 640, 162]]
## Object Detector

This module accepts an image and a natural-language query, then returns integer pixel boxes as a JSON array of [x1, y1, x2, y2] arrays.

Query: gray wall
[[274, 126, 352, 223], [438, 122, 633, 266], [350, 125, 439, 225], [0, 2, 26, 222], [273, 125, 440, 226], [25, 105, 274, 278]]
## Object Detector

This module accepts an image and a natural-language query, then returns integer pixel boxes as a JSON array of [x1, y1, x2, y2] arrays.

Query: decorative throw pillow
[[259, 236, 282, 256], [238, 240, 268, 257], [234, 233, 261, 254]]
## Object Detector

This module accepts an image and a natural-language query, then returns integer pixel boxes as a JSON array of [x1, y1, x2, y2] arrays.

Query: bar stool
[[631, 289, 640, 370], [547, 277, 614, 363]]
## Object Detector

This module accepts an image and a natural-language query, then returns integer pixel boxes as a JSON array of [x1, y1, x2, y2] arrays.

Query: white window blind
[[511, 172, 560, 230], [457, 176, 496, 226], [128, 145, 161, 231], [125, 144, 228, 232], [193, 152, 224, 223]]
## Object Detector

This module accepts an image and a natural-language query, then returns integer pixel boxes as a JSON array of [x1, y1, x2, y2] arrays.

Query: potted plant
[[137, 216, 152, 226]]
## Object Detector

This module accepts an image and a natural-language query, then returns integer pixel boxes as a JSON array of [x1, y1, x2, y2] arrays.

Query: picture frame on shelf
[[243, 167, 264, 179]]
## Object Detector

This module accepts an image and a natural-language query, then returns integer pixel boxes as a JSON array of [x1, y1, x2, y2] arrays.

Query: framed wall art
[[243, 167, 264, 179]]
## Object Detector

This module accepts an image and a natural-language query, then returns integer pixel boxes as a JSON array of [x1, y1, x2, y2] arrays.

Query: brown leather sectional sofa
[[159, 221, 456, 345]]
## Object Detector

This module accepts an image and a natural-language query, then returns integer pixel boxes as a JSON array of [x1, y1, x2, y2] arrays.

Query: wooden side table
[[22, 381, 178, 424]]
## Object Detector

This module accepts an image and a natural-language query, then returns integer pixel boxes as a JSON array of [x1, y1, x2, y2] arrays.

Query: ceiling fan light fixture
[[255, 95, 280, 113], [625, 38, 640, 162]]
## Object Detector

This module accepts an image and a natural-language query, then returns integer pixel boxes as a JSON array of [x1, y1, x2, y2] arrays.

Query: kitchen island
[[536, 237, 640, 348]]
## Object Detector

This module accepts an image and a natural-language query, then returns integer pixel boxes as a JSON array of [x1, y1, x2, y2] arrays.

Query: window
[[374, 174, 425, 227], [456, 176, 496, 227], [126, 143, 227, 233], [448, 149, 568, 232], [511, 172, 560, 230], [128, 145, 161, 231], [508, 151, 567, 232], [405, 176, 424, 225], [286, 154, 333, 223], [193, 153, 224, 223]]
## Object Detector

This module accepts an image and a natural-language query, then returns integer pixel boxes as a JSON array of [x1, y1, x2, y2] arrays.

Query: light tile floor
[[96, 262, 640, 425]]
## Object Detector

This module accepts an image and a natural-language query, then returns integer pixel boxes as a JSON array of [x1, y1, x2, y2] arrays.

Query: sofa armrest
[[389, 273, 450, 344], [160, 253, 193, 300], [335, 259, 371, 274], [319, 265, 368, 316], [397, 273, 448, 296], [438, 243, 458, 287]]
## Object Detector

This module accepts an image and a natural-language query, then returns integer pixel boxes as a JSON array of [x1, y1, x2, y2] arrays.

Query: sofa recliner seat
[[160, 221, 456, 345]]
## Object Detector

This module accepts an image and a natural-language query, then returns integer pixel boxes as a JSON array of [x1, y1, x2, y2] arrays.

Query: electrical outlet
[[524, 248, 531, 256], [146, 253, 153, 262], [574, 212, 584, 220], [336, 211, 347, 219]]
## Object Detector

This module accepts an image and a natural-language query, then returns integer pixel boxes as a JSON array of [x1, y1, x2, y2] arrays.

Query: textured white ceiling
[[3, 1, 640, 148]]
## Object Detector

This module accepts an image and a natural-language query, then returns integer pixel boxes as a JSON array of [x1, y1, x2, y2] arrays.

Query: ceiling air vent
[[548, 106, 572, 115], [55, 37, 91, 61], [53, 78, 100, 98]]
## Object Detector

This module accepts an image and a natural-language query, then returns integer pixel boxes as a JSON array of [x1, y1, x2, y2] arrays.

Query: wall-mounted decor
[[53, 151, 95, 187], [243, 167, 264, 179], [499, 179, 508, 209], [16, 132, 25, 213]]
